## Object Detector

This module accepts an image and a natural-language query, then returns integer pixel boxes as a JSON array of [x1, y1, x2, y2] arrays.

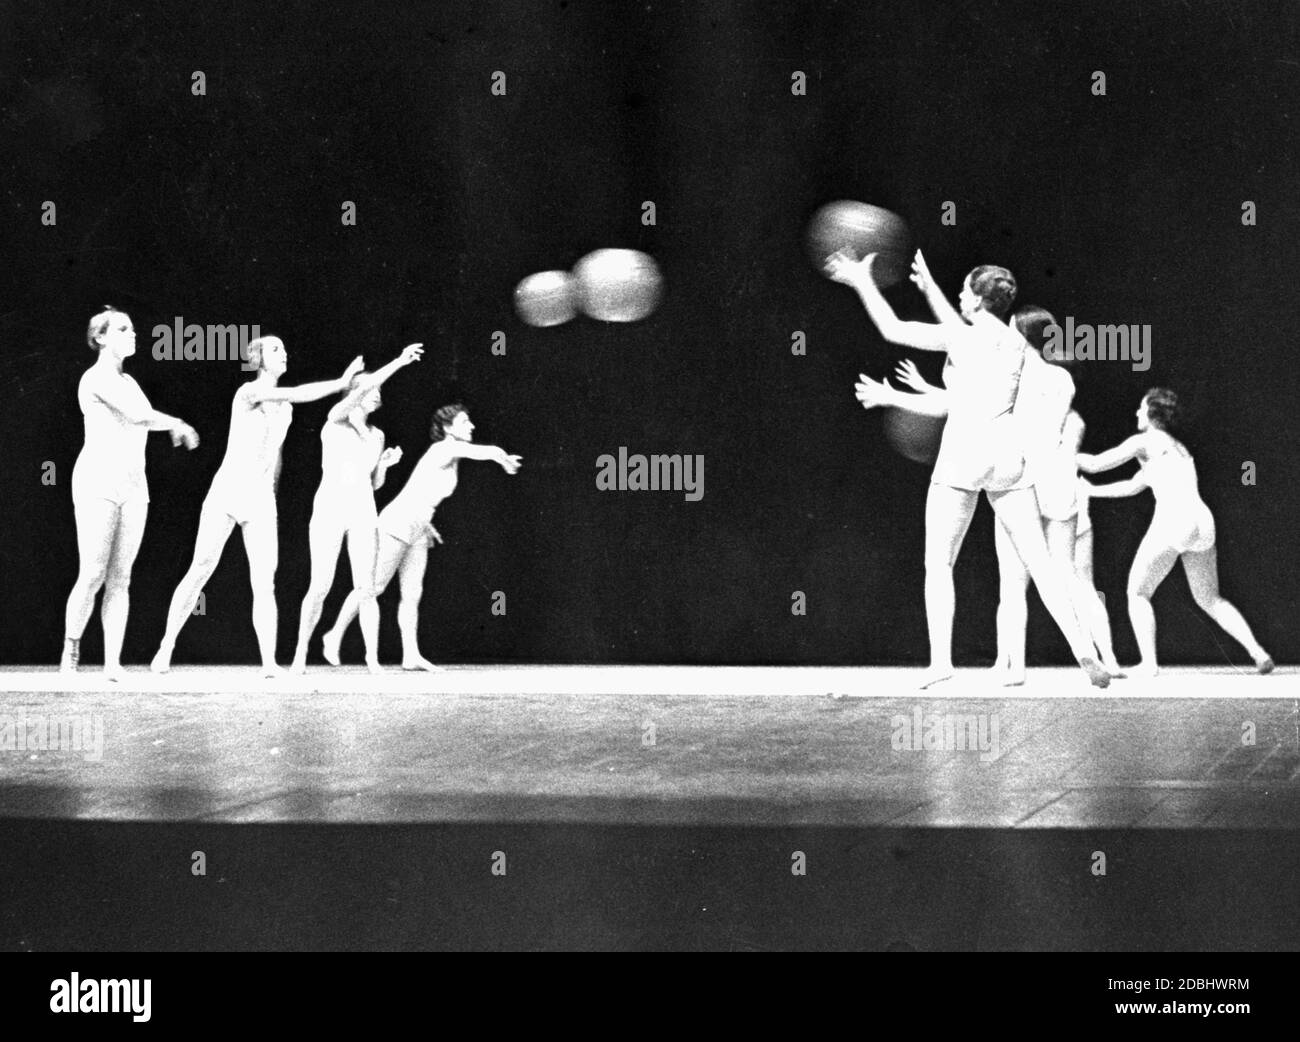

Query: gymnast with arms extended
[[1078, 387, 1273, 677], [291, 342, 425, 674], [321, 403, 522, 671], [888, 298, 1122, 684], [151, 337, 365, 677], [61, 306, 200, 681], [827, 249, 1109, 689]]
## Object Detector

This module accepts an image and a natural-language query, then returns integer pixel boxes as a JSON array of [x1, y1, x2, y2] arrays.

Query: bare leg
[[921, 484, 979, 687], [323, 533, 402, 665], [291, 506, 346, 673], [63, 497, 118, 669], [992, 516, 1030, 685], [990, 488, 1109, 687], [346, 521, 382, 672], [1182, 545, 1272, 671], [1073, 528, 1122, 674], [242, 510, 282, 676], [397, 542, 440, 671], [153, 503, 236, 672], [101, 501, 149, 681], [1125, 528, 1180, 677]]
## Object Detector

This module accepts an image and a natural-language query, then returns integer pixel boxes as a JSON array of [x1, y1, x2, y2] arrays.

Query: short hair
[[1011, 304, 1056, 353], [243, 335, 282, 372], [429, 403, 467, 442], [966, 265, 1017, 319], [1143, 387, 1181, 431], [86, 306, 127, 350]]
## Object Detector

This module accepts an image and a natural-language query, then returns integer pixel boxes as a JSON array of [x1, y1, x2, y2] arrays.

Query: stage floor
[[1, 665, 1296, 827]]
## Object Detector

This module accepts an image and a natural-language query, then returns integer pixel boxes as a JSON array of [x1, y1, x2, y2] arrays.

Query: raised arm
[[1082, 474, 1149, 498], [910, 250, 964, 326], [1077, 433, 1146, 474], [327, 343, 424, 424], [824, 251, 955, 353], [248, 356, 364, 405]]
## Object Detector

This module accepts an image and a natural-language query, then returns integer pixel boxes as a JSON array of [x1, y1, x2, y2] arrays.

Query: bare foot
[[1080, 657, 1111, 689], [401, 656, 444, 673], [262, 663, 286, 679], [322, 631, 342, 667], [289, 658, 307, 676], [918, 667, 955, 690], [1256, 656, 1275, 675], [366, 660, 385, 676], [150, 649, 172, 674]]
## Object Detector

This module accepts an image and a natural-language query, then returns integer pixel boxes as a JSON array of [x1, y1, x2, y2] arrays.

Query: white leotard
[[931, 325, 1030, 492], [72, 365, 151, 505], [1013, 357, 1078, 519], [379, 442, 459, 546], [317, 421, 384, 528], [205, 383, 293, 524], [1140, 436, 1215, 553]]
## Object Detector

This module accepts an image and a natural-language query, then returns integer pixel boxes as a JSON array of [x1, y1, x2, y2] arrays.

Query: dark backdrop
[[2, 0, 1296, 666]]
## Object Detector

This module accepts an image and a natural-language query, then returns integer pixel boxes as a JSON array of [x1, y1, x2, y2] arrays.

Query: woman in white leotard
[[828, 249, 1108, 689], [891, 305, 1122, 684], [321, 404, 522, 671], [61, 307, 200, 681], [1079, 387, 1273, 677], [290, 342, 424, 673], [151, 339, 365, 676]]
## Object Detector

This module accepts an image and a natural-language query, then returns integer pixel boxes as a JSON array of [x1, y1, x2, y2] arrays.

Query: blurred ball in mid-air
[[572, 248, 664, 322], [883, 406, 944, 465], [806, 201, 913, 287], [514, 270, 578, 327]]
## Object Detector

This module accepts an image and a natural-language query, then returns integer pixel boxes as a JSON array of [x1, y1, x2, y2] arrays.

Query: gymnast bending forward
[[151, 338, 364, 677], [62, 307, 200, 681], [828, 250, 1108, 688], [321, 403, 522, 671], [291, 343, 425, 673], [1079, 387, 1273, 677]]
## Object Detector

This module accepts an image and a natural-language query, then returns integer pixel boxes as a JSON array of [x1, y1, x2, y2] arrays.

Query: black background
[[3, 0, 1296, 666]]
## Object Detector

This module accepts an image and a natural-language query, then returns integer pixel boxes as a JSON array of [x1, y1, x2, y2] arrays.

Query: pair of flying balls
[[514, 248, 664, 327], [806, 199, 944, 466]]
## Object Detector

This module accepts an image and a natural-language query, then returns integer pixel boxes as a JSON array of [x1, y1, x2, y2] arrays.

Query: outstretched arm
[[1083, 475, 1148, 498], [855, 373, 950, 418], [88, 379, 199, 447], [447, 442, 523, 473], [1077, 433, 1145, 474], [910, 250, 964, 326], [895, 359, 947, 396], [327, 343, 424, 424], [824, 252, 955, 353], [249, 357, 365, 405]]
